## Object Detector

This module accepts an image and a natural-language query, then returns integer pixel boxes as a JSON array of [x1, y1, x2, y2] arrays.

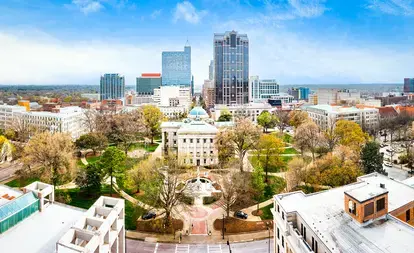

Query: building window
[[174, 132, 176, 136], [377, 198, 385, 212], [204, 139, 206, 143], [277, 204, 280, 213], [282, 212, 285, 220], [210, 138, 213, 143], [277, 245, 280, 253], [183, 139, 186, 143], [282, 236, 284, 248], [190, 159, 193, 164], [407, 210, 411, 221], [349, 200, 357, 215], [197, 139, 200, 143], [190, 139, 193, 143], [364, 202, 374, 217], [277, 227, 279, 239], [210, 151, 213, 155]]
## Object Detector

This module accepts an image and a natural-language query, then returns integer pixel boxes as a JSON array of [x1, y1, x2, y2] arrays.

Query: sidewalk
[[126, 230, 273, 244]]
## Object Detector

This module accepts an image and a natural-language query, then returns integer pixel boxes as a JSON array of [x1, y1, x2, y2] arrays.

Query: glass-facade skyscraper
[[136, 73, 162, 95], [250, 76, 279, 102], [404, 78, 414, 93], [214, 31, 249, 105], [162, 46, 191, 87], [100, 73, 125, 101]]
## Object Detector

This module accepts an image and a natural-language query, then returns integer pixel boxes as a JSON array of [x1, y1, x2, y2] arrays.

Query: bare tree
[[220, 171, 245, 218], [82, 109, 99, 133], [274, 110, 290, 134], [294, 121, 322, 160], [323, 116, 339, 152], [286, 157, 307, 192]]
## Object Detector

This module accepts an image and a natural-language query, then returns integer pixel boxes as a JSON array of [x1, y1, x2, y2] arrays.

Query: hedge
[[213, 217, 273, 233]]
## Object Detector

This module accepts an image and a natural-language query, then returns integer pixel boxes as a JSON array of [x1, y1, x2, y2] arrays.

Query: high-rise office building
[[209, 60, 214, 81], [214, 31, 249, 105], [136, 73, 162, 95], [249, 76, 279, 102], [100, 73, 125, 101], [404, 78, 414, 93], [162, 46, 191, 87], [289, 87, 310, 100]]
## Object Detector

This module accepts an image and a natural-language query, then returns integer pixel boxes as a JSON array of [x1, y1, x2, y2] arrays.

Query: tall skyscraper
[[404, 78, 414, 93], [249, 76, 279, 102], [162, 45, 191, 87], [214, 31, 249, 105], [100, 73, 125, 101], [209, 60, 214, 81], [136, 73, 162, 95]]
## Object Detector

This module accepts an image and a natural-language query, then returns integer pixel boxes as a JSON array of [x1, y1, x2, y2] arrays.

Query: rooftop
[[0, 203, 84, 253], [345, 183, 388, 203], [306, 104, 377, 113], [275, 173, 414, 253]]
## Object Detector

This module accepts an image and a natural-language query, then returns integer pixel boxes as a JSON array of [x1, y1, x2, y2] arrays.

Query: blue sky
[[0, 0, 413, 86]]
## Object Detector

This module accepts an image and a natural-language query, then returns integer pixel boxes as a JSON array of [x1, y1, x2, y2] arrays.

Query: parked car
[[142, 211, 156, 220], [235, 210, 248, 219], [384, 162, 393, 167]]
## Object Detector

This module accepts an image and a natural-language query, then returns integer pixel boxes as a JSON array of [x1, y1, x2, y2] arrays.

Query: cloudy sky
[[1, 0, 413, 87]]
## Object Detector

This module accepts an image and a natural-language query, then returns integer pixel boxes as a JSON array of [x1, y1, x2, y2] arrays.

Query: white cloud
[[67, 0, 104, 14], [150, 9, 162, 19], [173, 1, 208, 24], [288, 0, 328, 18], [366, 0, 414, 16]]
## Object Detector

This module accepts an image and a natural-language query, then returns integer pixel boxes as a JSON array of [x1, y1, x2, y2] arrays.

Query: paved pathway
[[0, 162, 22, 182]]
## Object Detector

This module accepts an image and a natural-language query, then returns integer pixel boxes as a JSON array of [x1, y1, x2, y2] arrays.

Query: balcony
[[286, 222, 314, 253]]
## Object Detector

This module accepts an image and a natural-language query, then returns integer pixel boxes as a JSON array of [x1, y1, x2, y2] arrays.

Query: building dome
[[188, 107, 209, 119]]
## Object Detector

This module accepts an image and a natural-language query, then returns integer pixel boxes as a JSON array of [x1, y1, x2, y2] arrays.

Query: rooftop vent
[[380, 183, 385, 189]]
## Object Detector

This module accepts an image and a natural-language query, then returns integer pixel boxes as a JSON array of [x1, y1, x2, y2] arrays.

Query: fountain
[[184, 167, 220, 205]]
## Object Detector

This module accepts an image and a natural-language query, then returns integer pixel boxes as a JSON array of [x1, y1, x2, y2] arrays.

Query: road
[[384, 164, 409, 181], [126, 239, 274, 253], [0, 162, 22, 182]]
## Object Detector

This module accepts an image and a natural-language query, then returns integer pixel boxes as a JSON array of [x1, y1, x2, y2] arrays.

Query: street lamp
[[266, 222, 271, 253], [222, 214, 225, 239]]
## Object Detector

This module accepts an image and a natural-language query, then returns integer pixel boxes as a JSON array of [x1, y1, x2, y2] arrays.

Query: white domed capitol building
[[161, 107, 231, 166]]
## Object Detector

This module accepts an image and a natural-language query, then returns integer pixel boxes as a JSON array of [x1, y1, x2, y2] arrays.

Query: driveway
[[126, 239, 274, 253]]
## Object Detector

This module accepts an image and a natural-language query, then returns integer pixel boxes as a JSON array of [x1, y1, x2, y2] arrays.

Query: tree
[[274, 110, 290, 134], [250, 166, 265, 200], [257, 111, 277, 133], [218, 109, 232, 122], [286, 157, 307, 192], [322, 116, 339, 152], [360, 141, 386, 175], [294, 121, 322, 160], [127, 158, 155, 193], [220, 171, 245, 217], [141, 155, 187, 227], [141, 105, 164, 144], [288, 111, 309, 128], [98, 146, 126, 196], [229, 119, 261, 172], [76, 163, 103, 196], [255, 134, 284, 182], [22, 132, 75, 187], [215, 130, 236, 169], [82, 109, 100, 133], [75, 132, 108, 155], [334, 120, 367, 153]]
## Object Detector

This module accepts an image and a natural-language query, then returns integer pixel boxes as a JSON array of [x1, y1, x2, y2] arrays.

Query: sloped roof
[[378, 106, 398, 118]]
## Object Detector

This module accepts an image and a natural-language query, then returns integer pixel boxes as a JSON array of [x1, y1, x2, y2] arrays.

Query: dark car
[[235, 210, 248, 219], [142, 211, 156, 220]]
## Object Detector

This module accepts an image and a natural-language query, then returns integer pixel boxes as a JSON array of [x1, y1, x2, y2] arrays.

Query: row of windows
[[183, 138, 214, 144]]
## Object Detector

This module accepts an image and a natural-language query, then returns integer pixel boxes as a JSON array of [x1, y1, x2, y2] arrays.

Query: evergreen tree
[[361, 141, 386, 175]]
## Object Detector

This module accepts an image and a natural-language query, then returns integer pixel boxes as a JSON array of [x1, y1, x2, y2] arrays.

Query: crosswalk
[[169, 244, 223, 253]]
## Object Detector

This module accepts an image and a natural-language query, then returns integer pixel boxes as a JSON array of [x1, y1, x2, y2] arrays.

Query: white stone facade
[[213, 103, 274, 123], [304, 105, 379, 130]]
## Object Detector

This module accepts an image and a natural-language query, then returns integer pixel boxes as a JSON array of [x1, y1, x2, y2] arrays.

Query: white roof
[[276, 173, 414, 253], [345, 183, 388, 203], [0, 203, 84, 253], [403, 177, 414, 188], [177, 121, 218, 134], [0, 185, 22, 207]]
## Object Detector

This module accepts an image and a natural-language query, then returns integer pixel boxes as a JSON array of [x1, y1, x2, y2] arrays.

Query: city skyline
[[0, 0, 414, 86]]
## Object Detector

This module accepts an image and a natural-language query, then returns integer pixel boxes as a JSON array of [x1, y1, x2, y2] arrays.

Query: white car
[[384, 162, 393, 167]]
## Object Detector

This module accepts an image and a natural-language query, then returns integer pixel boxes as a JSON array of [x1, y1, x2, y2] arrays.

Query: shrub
[[400, 155, 409, 164], [203, 192, 222, 205], [181, 195, 194, 205], [137, 218, 183, 233], [213, 217, 273, 233]]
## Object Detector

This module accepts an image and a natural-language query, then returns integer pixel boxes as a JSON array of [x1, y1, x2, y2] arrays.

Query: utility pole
[[222, 214, 225, 239]]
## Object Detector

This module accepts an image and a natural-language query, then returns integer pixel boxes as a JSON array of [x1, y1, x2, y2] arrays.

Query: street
[[383, 164, 409, 181], [0, 162, 22, 182], [126, 239, 274, 253]]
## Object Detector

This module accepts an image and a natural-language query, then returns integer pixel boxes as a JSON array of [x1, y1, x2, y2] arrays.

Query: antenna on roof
[[185, 38, 190, 47]]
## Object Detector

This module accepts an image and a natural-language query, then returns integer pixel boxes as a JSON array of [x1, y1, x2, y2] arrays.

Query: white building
[[161, 107, 224, 166], [153, 85, 191, 108], [303, 104, 379, 130], [0, 104, 87, 140], [249, 76, 279, 103], [317, 88, 361, 105], [268, 93, 294, 106], [213, 103, 274, 123], [0, 181, 125, 253], [273, 173, 414, 253]]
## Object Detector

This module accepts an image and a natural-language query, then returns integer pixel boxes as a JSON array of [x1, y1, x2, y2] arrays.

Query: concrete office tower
[[404, 78, 414, 93], [162, 45, 192, 87], [136, 73, 162, 95], [249, 76, 279, 102], [100, 73, 125, 101], [209, 60, 214, 81], [214, 31, 249, 105]]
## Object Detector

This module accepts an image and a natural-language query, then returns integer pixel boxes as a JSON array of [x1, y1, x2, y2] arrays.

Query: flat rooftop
[[0, 185, 22, 206], [0, 203, 84, 253], [345, 184, 388, 203], [276, 173, 414, 253]]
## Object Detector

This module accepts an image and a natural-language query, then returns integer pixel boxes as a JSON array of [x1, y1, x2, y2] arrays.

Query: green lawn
[[260, 203, 274, 220], [86, 156, 100, 164], [55, 185, 113, 209], [125, 200, 146, 230], [281, 156, 293, 163], [249, 156, 284, 173], [128, 143, 159, 152], [283, 133, 293, 144], [283, 147, 298, 155], [5, 176, 40, 188]]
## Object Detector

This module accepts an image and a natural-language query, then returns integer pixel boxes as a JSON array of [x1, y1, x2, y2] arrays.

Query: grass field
[[260, 203, 274, 220], [129, 143, 159, 152], [283, 147, 298, 155], [5, 176, 40, 188], [248, 156, 284, 173]]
